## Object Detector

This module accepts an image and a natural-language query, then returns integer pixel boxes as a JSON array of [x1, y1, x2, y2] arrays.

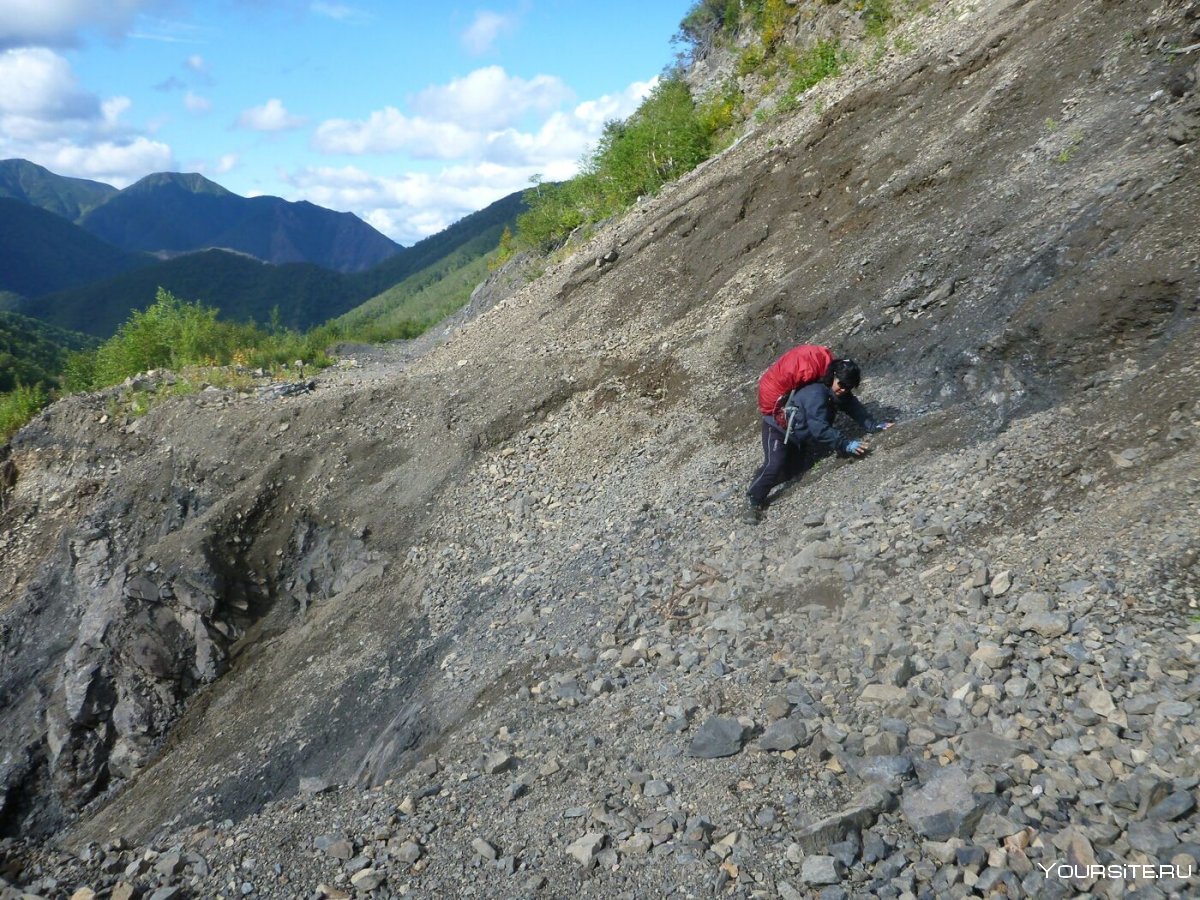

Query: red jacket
[[757, 345, 834, 427]]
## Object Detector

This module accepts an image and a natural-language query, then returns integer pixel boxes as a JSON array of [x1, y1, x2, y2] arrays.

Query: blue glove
[[846, 440, 863, 455]]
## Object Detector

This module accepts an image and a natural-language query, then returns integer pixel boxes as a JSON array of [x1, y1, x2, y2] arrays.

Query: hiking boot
[[741, 497, 765, 525]]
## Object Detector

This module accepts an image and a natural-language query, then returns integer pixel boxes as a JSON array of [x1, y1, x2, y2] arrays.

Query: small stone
[[860, 684, 908, 703], [1148, 791, 1196, 822], [800, 855, 845, 885], [395, 841, 422, 864], [1021, 611, 1070, 638], [970, 643, 1012, 669], [472, 838, 499, 861], [299, 776, 333, 795], [900, 766, 989, 840], [687, 717, 745, 758], [990, 571, 1012, 596], [481, 751, 514, 774], [644, 779, 671, 797], [566, 832, 607, 868], [756, 718, 808, 752], [619, 833, 653, 855], [350, 869, 384, 891]]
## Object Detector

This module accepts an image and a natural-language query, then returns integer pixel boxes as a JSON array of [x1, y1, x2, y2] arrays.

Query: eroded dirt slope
[[1, 1, 1198, 897]]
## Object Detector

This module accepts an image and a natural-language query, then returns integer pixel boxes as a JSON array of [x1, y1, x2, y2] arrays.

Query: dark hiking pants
[[747, 420, 815, 505]]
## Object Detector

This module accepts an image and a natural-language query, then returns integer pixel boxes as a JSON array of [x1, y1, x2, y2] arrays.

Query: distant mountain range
[[0, 159, 399, 274], [11, 187, 526, 338], [0, 197, 148, 299], [0, 158, 525, 338]]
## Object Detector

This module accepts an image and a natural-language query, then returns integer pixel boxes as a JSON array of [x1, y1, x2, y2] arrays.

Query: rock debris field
[[2, 1, 1200, 898]]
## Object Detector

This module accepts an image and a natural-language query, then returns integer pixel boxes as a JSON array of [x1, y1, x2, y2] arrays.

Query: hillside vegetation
[[1, 2, 1198, 898], [514, 0, 923, 251], [0, 198, 149, 299], [0, 191, 525, 439]]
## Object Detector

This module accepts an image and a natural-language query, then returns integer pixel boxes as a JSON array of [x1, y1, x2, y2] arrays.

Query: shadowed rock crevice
[[1, 1, 1199, 895]]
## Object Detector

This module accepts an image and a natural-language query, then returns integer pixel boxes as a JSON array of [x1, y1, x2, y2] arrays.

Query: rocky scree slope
[[2, 0, 1199, 897]]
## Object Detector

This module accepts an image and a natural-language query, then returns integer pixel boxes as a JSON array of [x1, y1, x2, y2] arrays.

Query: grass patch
[[777, 39, 845, 113], [0, 383, 49, 442]]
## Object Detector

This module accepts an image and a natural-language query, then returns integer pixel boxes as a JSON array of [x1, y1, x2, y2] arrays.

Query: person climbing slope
[[745, 352, 892, 522]]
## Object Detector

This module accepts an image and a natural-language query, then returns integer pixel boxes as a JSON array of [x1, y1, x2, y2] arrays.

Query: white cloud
[[413, 66, 572, 130], [284, 163, 535, 244], [0, 0, 159, 49], [184, 90, 211, 114], [313, 107, 481, 158], [312, 66, 577, 158], [574, 77, 658, 130], [460, 11, 516, 55], [101, 95, 131, 125], [310, 2, 370, 24], [185, 53, 207, 73], [236, 98, 306, 132], [0, 46, 172, 183], [0, 47, 98, 119], [45, 136, 172, 186], [301, 74, 661, 242]]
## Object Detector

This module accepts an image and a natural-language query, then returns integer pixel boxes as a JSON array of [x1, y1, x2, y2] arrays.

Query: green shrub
[[863, 0, 894, 38], [778, 39, 845, 111], [674, 0, 742, 59], [757, 0, 794, 48], [698, 79, 745, 145], [89, 288, 230, 386], [68, 288, 335, 393], [0, 383, 48, 442], [517, 76, 714, 250], [736, 43, 767, 76], [515, 180, 590, 250]]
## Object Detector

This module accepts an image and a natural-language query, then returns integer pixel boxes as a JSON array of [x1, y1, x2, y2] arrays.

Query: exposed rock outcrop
[[2, 1, 1198, 897]]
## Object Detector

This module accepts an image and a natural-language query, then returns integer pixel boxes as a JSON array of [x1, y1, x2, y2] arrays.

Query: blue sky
[[0, 1, 695, 243]]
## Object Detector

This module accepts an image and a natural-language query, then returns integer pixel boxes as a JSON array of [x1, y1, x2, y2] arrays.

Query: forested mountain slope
[[1, 2, 1197, 897]]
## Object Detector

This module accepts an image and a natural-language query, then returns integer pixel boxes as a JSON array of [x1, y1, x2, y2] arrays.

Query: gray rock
[[969, 643, 1012, 669], [394, 841, 422, 864], [792, 785, 896, 852], [350, 868, 384, 891], [644, 779, 671, 797], [956, 729, 1030, 766], [472, 838, 498, 861], [687, 717, 745, 758], [566, 832, 607, 868], [800, 854, 845, 885], [1157, 700, 1194, 718], [1148, 791, 1196, 822], [481, 751, 514, 774], [851, 755, 914, 790], [900, 765, 990, 840], [1126, 820, 1181, 856], [1020, 612, 1070, 638], [755, 718, 808, 752]]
